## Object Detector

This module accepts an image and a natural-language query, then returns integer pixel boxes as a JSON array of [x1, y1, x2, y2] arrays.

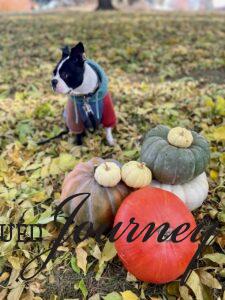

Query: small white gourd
[[121, 161, 152, 188], [168, 127, 193, 148], [94, 162, 121, 187]]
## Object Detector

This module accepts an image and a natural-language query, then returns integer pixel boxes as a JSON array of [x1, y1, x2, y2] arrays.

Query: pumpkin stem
[[93, 165, 98, 173], [104, 163, 110, 171], [139, 162, 145, 168]]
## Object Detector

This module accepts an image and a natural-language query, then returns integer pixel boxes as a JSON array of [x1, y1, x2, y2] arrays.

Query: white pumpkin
[[167, 127, 193, 148], [94, 162, 121, 187], [121, 161, 152, 188], [151, 172, 208, 211]]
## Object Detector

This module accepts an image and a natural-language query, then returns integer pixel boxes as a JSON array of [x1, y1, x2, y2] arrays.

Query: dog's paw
[[105, 127, 115, 146], [75, 133, 83, 146], [106, 135, 115, 146]]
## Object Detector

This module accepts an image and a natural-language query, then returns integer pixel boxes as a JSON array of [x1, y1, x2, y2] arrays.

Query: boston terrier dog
[[51, 42, 116, 146]]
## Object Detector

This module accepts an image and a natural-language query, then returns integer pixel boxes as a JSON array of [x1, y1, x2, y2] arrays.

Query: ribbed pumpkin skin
[[60, 157, 131, 229], [140, 125, 210, 184], [151, 172, 208, 211], [114, 187, 198, 284]]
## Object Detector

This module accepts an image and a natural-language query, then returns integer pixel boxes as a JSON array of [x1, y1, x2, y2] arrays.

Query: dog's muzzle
[[51, 79, 58, 90]]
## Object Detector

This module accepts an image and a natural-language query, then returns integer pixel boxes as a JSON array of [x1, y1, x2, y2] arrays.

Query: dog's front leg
[[74, 131, 86, 146], [105, 127, 115, 146]]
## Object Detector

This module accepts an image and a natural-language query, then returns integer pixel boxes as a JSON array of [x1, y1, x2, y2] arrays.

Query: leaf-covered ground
[[0, 10, 225, 300]]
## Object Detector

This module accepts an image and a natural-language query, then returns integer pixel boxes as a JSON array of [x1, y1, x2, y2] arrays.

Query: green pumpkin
[[140, 125, 210, 184]]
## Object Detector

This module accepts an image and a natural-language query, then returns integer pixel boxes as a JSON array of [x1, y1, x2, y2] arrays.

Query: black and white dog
[[51, 42, 116, 146]]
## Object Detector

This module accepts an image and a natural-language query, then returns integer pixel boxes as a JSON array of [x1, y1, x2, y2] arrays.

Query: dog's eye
[[62, 72, 68, 80]]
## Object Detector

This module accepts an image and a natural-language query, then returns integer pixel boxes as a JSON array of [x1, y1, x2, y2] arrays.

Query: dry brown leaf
[[186, 271, 204, 300], [88, 294, 101, 300], [198, 269, 222, 289], [0, 272, 10, 283], [179, 285, 192, 300], [76, 247, 88, 274], [7, 284, 25, 300], [0, 288, 8, 300]]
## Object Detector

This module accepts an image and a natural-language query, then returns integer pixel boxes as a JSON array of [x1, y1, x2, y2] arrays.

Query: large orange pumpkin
[[60, 157, 131, 229], [114, 187, 198, 283]]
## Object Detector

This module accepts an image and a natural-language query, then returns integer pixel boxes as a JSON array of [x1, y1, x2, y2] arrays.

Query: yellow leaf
[[101, 240, 117, 263], [204, 253, 225, 266], [0, 157, 8, 172], [76, 247, 87, 274], [59, 153, 76, 171], [41, 164, 50, 178], [92, 244, 102, 260], [216, 96, 225, 116], [212, 126, 225, 141], [198, 269, 221, 289], [31, 191, 47, 203], [121, 290, 139, 300], [8, 256, 22, 270], [186, 271, 204, 300], [77, 239, 90, 249], [7, 283, 25, 300], [220, 153, 225, 165], [204, 97, 214, 108], [49, 158, 61, 175], [210, 170, 218, 181], [0, 272, 9, 283], [179, 286, 191, 300]]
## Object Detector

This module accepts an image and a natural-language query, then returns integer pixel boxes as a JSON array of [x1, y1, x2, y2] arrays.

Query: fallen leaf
[[126, 272, 137, 282], [79, 279, 88, 299], [203, 253, 225, 266], [121, 290, 139, 300], [59, 153, 76, 171], [8, 256, 22, 270], [101, 240, 117, 263], [210, 170, 218, 181], [7, 284, 25, 300], [103, 292, 122, 300], [89, 294, 101, 300], [179, 285, 192, 300], [212, 126, 225, 141], [0, 272, 9, 283], [186, 271, 204, 300], [76, 247, 87, 274], [198, 269, 221, 289], [70, 256, 80, 274]]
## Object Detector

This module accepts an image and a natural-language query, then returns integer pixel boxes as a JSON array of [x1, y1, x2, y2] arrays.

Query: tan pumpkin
[[167, 127, 193, 148], [121, 161, 152, 188], [60, 157, 131, 229], [94, 162, 121, 187]]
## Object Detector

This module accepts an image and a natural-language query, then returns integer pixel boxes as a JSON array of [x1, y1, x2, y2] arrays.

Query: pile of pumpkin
[[141, 125, 210, 211], [60, 125, 210, 284]]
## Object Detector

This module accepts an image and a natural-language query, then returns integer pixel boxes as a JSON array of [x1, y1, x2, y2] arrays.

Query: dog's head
[[51, 42, 86, 94]]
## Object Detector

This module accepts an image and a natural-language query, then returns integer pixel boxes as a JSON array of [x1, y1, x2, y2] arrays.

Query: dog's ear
[[70, 42, 85, 62], [61, 46, 70, 59]]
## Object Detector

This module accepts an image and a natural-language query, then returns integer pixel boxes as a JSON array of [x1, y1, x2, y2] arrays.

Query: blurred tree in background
[[97, 0, 115, 9]]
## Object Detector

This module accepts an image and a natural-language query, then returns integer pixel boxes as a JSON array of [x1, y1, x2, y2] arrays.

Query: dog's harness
[[74, 88, 99, 133], [70, 59, 108, 133]]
